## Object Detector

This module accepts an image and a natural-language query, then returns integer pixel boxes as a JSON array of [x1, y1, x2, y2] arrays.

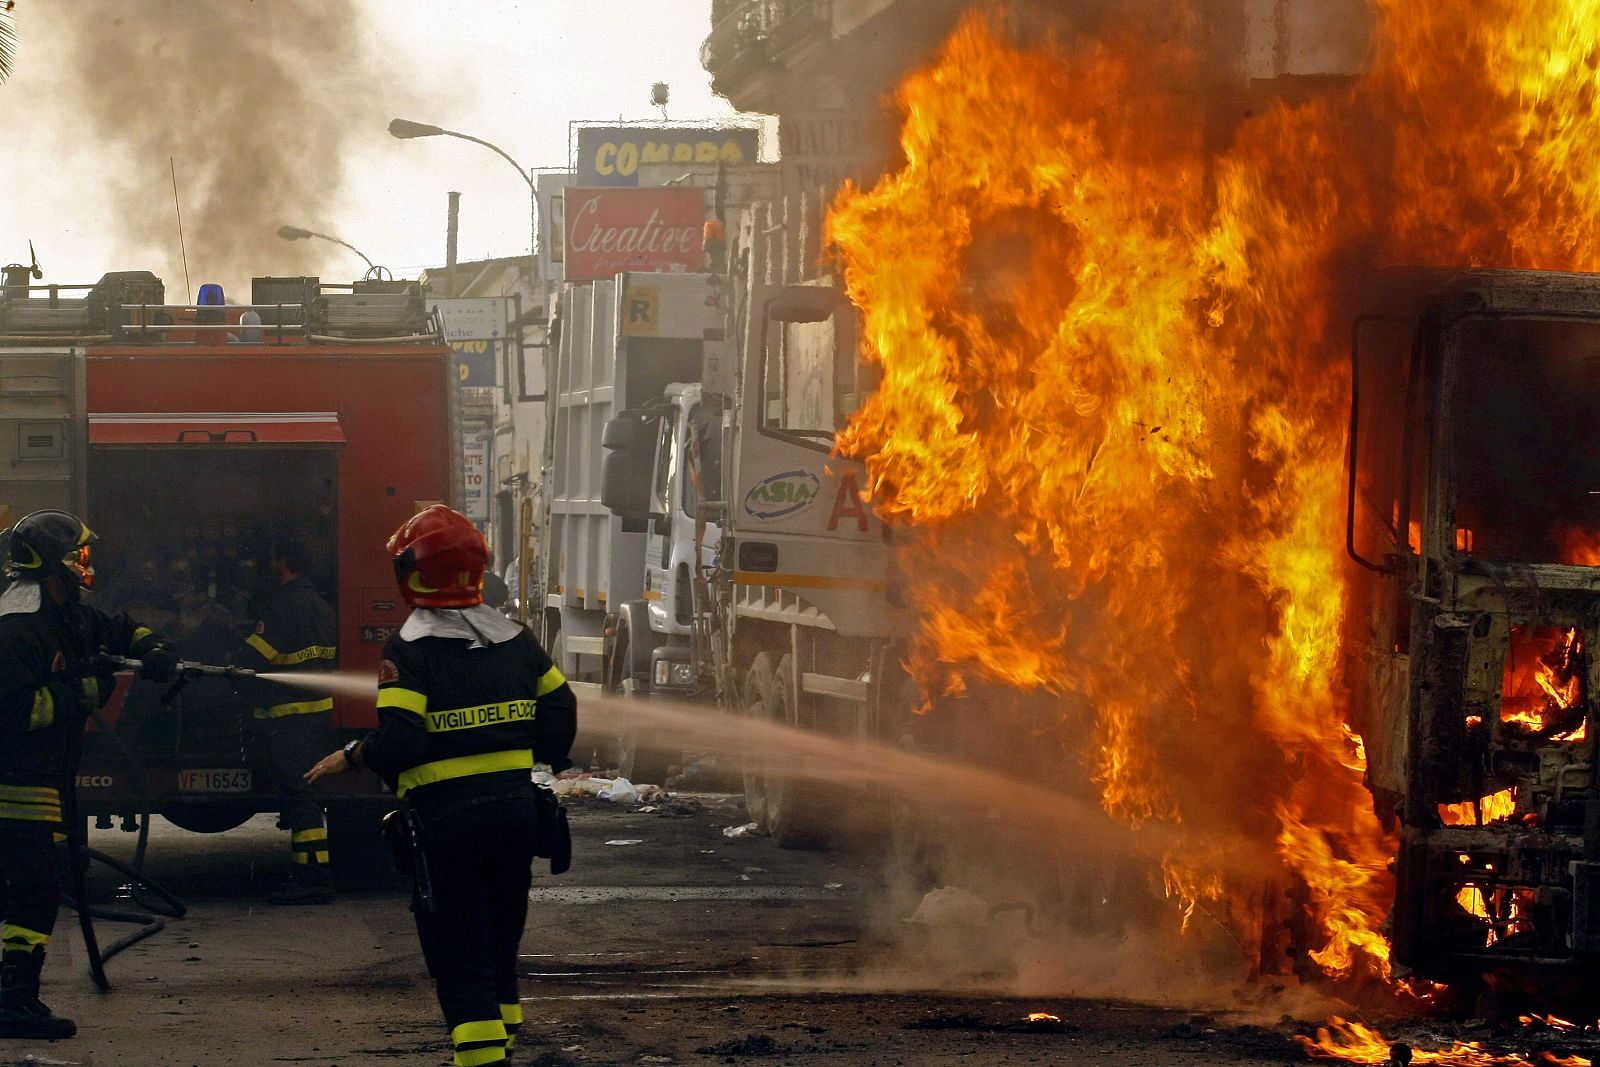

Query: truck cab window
[[651, 413, 676, 521], [1450, 317, 1600, 564], [682, 406, 721, 517], [760, 302, 876, 450]]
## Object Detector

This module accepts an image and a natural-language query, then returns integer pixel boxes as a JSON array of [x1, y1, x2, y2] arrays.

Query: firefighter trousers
[[254, 711, 332, 869], [413, 792, 540, 1066], [0, 822, 59, 955]]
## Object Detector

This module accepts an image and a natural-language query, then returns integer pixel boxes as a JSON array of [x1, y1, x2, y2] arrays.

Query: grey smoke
[[49, 0, 402, 296]]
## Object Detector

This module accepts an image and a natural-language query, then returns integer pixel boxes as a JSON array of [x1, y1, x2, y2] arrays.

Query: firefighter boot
[[0, 948, 76, 1039], [269, 864, 334, 906]]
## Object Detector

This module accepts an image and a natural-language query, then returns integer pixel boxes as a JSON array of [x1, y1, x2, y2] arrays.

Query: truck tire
[[765, 655, 830, 849], [326, 798, 402, 889], [611, 628, 677, 786], [740, 652, 778, 831], [159, 803, 255, 835]]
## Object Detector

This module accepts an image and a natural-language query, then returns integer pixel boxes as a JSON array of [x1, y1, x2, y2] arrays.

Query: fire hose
[[62, 656, 257, 991]]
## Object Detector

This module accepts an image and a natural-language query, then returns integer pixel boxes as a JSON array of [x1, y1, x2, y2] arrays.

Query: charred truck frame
[[0, 267, 458, 873], [1352, 269, 1600, 991]]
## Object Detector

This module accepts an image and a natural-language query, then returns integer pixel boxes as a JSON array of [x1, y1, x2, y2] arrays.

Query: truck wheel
[[740, 652, 778, 831], [611, 628, 677, 786], [159, 803, 255, 834], [326, 798, 402, 889], [765, 654, 830, 849]]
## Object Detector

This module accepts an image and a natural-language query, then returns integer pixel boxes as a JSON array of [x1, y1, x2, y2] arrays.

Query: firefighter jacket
[[361, 606, 577, 817], [232, 575, 337, 720], [0, 580, 167, 825]]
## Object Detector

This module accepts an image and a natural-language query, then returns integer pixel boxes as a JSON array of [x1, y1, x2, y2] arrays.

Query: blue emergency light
[[197, 283, 225, 306]]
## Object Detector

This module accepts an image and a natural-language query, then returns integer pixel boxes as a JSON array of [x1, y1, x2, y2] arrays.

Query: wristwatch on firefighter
[[342, 739, 362, 770]]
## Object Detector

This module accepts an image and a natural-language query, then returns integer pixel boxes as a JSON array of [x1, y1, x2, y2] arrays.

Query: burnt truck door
[[80, 412, 342, 834], [1348, 315, 1428, 825], [1393, 299, 1600, 986]]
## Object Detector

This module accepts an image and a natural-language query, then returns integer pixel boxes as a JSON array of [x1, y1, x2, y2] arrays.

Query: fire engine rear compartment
[[79, 443, 339, 832]]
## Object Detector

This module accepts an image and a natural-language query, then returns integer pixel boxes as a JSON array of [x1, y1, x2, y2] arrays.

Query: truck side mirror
[[601, 413, 662, 523]]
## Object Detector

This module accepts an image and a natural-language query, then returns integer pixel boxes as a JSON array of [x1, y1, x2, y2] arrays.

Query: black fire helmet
[[8, 509, 97, 581]]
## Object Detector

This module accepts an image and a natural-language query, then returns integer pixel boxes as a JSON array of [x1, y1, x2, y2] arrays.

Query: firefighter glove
[[139, 645, 181, 683]]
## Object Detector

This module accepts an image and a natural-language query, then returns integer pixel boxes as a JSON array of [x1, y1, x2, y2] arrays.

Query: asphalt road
[[0, 795, 1326, 1067]]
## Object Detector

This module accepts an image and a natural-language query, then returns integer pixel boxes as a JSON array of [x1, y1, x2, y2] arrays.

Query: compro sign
[[564, 187, 705, 282]]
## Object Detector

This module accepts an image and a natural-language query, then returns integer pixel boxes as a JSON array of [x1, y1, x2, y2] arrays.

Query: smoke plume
[[47, 0, 398, 297]]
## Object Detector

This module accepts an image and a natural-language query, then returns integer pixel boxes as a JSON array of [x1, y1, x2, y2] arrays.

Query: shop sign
[[575, 126, 759, 187], [463, 429, 490, 521], [564, 187, 706, 282]]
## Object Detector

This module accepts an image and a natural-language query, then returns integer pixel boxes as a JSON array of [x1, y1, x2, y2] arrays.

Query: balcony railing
[[702, 0, 832, 82]]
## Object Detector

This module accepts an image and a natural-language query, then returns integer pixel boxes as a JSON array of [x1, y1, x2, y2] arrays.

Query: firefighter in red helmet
[[307, 505, 575, 1067], [0, 511, 178, 1039]]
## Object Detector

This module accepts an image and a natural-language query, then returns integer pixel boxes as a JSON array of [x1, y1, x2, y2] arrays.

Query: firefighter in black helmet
[[307, 505, 576, 1067], [0, 510, 178, 1039]]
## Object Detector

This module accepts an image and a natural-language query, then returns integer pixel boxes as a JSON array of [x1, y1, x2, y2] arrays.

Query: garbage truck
[[590, 208, 908, 842], [538, 270, 724, 782]]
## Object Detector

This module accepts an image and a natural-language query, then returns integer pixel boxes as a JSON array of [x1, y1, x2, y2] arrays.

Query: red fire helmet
[[387, 504, 488, 608]]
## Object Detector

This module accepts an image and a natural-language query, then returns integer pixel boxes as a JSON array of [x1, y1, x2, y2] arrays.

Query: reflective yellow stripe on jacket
[[425, 700, 535, 734], [0, 784, 61, 824], [536, 665, 566, 697], [254, 697, 335, 720], [27, 688, 53, 731], [377, 687, 427, 716], [396, 749, 534, 799], [246, 633, 336, 667]]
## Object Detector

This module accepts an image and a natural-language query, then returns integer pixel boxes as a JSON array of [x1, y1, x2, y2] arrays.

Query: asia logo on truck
[[744, 470, 821, 521]]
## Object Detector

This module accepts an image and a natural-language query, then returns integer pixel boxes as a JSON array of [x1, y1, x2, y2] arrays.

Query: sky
[[0, 0, 748, 292]]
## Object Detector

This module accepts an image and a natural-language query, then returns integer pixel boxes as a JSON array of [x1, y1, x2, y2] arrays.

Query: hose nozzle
[[102, 655, 256, 680]]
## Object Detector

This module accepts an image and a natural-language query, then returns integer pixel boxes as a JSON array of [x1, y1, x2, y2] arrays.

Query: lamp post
[[276, 225, 376, 272], [387, 118, 539, 282]]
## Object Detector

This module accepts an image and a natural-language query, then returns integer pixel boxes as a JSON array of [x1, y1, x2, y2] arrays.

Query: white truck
[[597, 211, 910, 844], [539, 271, 723, 781]]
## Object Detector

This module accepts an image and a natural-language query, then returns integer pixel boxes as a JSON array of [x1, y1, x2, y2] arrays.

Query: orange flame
[[1440, 789, 1518, 828], [827, 0, 1600, 996], [1502, 628, 1585, 739], [1298, 1018, 1593, 1065]]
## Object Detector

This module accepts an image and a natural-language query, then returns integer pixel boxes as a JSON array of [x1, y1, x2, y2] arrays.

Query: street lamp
[[387, 117, 540, 273], [277, 225, 376, 272]]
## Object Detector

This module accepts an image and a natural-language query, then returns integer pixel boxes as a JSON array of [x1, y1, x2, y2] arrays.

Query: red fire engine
[[0, 267, 459, 874]]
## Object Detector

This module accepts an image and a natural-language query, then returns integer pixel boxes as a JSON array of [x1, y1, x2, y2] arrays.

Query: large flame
[[827, 0, 1600, 999]]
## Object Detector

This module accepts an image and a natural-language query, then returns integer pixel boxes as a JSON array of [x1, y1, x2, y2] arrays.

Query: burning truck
[[1350, 270, 1600, 996], [794, 0, 1600, 1015]]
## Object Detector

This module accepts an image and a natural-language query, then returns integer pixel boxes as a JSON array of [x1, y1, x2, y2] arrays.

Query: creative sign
[[564, 187, 706, 282], [575, 126, 759, 187]]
